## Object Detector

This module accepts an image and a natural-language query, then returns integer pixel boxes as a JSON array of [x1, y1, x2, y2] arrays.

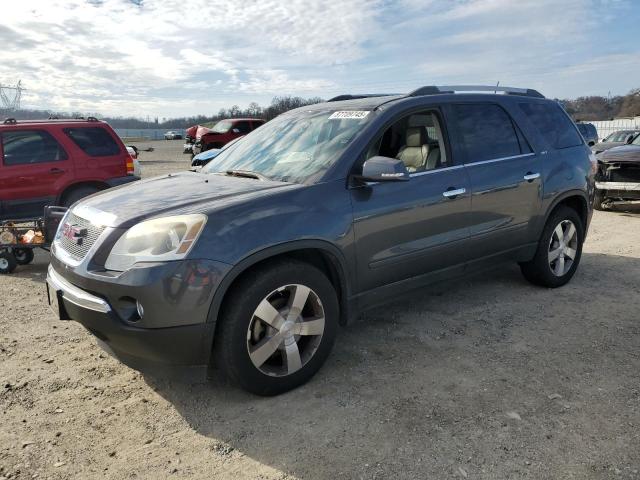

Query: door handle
[[442, 187, 466, 198], [523, 172, 540, 182], [50, 168, 66, 175]]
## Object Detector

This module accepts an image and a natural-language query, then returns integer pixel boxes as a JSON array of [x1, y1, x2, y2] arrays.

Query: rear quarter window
[[64, 127, 121, 157], [519, 102, 583, 149], [451, 103, 527, 163]]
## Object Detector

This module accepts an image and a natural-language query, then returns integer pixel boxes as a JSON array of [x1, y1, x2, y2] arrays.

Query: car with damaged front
[[594, 133, 640, 209], [46, 85, 594, 396]]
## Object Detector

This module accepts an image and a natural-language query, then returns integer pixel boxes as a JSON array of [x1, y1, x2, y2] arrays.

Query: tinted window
[[235, 121, 251, 134], [519, 102, 583, 149], [452, 104, 522, 163], [64, 127, 121, 157], [1, 130, 68, 166]]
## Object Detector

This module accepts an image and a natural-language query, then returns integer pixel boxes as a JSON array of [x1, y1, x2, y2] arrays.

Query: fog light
[[136, 300, 144, 318]]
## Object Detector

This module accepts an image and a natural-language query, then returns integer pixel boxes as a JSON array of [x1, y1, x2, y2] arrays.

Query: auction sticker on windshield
[[329, 111, 370, 120]]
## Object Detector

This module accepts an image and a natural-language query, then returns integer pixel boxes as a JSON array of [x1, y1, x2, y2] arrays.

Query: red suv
[[194, 118, 265, 155], [0, 117, 139, 220]]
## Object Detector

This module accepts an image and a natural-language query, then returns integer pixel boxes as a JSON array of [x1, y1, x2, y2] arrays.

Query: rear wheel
[[62, 186, 100, 208], [0, 251, 17, 274], [215, 260, 339, 396], [13, 248, 34, 265], [520, 206, 584, 288]]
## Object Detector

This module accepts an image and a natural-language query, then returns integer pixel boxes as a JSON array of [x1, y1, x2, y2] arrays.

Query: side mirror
[[232, 128, 240, 134], [354, 156, 410, 183]]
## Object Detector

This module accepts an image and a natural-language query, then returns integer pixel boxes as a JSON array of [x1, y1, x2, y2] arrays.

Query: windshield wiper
[[225, 169, 270, 181]]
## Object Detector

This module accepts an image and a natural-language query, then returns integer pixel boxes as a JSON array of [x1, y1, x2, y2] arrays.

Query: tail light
[[126, 155, 135, 175]]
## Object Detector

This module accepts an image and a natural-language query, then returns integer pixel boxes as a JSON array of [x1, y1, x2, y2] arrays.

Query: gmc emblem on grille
[[62, 223, 88, 245]]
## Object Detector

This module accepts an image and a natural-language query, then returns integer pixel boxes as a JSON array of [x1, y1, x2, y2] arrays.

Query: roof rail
[[48, 115, 59, 120], [87, 116, 99, 122], [408, 85, 545, 98], [328, 94, 397, 102], [3, 118, 17, 125]]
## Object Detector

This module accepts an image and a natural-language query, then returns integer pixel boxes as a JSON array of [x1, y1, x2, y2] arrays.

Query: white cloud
[[0, 0, 637, 117]]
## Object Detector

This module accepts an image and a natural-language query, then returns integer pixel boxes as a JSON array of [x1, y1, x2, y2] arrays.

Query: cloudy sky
[[1, 0, 639, 118]]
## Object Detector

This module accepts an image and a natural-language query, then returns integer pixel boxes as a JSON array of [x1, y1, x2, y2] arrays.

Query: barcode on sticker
[[328, 111, 370, 120]]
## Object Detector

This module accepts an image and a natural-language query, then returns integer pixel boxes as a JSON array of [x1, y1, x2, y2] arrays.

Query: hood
[[599, 144, 640, 163], [72, 171, 292, 228], [195, 126, 212, 139]]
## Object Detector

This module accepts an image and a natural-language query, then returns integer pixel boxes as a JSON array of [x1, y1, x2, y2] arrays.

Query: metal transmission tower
[[0, 80, 26, 110]]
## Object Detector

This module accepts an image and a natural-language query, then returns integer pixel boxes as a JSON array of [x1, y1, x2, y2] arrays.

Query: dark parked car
[[594, 133, 640, 209], [46, 85, 594, 395], [576, 122, 598, 146], [0, 117, 139, 221], [592, 129, 640, 154]]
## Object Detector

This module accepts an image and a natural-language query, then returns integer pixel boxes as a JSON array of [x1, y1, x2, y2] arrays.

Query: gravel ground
[[1, 140, 639, 479]]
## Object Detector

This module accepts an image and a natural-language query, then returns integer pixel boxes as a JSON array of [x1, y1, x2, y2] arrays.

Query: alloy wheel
[[548, 219, 578, 276], [247, 284, 325, 377]]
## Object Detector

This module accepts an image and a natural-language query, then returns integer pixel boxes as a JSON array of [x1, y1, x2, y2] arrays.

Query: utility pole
[[0, 80, 26, 110]]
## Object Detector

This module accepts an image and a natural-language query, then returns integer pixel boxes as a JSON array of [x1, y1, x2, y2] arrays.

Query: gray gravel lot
[[1, 140, 639, 479]]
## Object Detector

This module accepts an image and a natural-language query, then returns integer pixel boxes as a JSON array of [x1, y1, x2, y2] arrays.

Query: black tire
[[13, 248, 34, 265], [593, 189, 606, 211], [215, 259, 339, 396], [61, 186, 100, 208], [520, 206, 584, 288], [0, 251, 17, 274]]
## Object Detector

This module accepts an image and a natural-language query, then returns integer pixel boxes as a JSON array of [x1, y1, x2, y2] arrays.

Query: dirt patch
[[1, 142, 639, 479]]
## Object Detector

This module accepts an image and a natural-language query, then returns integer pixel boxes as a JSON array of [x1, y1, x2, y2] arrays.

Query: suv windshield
[[202, 109, 373, 183], [211, 120, 233, 133]]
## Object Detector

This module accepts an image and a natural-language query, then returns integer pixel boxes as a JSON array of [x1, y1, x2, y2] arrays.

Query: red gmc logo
[[62, 223, 88, 245]]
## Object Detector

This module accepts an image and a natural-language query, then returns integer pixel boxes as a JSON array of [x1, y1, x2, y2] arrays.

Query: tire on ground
[[0, 251, 17, 274], [520, 205, 584, 288], [593, 189, 606, 211], [215, 259, 339, 396], [13, 248, 35, 265]]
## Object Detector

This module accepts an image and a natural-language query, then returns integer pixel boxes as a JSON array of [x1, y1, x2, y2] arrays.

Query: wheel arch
[[543, 190, 589, 231], [58, 181, 109, 205], [207, 240, 352, 334]]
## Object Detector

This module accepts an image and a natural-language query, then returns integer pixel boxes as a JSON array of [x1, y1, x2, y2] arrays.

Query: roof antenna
[[495, 81, 500, 94]]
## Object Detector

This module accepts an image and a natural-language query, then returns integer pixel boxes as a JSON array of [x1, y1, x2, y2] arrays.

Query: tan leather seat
[[397, 127, 429, 172]]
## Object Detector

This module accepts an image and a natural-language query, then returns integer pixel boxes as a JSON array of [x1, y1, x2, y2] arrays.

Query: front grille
[[57, 212, 105, 261], [610, 167, 640, 183]]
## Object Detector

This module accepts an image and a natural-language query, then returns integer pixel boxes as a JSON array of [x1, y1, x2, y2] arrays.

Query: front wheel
[[215, 260, 339, 396], [520, 206, 584, 288], [593, 189, 606, 211], [0, 251, 17, 274]]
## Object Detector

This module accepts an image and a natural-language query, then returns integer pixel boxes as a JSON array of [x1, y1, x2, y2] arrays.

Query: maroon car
[[194, 118, 265, 155]]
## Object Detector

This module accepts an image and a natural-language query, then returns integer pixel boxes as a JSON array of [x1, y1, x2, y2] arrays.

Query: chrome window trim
[[465, 152, 535, 167], [410, 164, 465, 178]]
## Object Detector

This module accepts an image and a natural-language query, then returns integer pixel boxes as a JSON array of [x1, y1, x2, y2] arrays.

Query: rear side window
[[234, 121, 251, 134], [1, 130, 68, 165], [64, 127, 121, 157], [451, 104, 524, 163], [519, 102, 583, 149]]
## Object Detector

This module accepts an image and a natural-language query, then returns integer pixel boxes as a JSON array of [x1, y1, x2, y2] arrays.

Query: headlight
[[105, 214, 207, 271]]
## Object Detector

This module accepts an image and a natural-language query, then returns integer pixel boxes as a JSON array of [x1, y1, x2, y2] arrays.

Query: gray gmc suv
[[46, 85, 595, 395]]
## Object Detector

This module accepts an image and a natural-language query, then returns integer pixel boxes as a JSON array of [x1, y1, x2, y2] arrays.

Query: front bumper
[[595, 181, 640, 191], [46, 256, 231, 375]]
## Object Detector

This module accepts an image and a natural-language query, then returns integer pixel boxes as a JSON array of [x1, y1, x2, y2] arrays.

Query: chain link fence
[[590, 117, 640, 140]]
